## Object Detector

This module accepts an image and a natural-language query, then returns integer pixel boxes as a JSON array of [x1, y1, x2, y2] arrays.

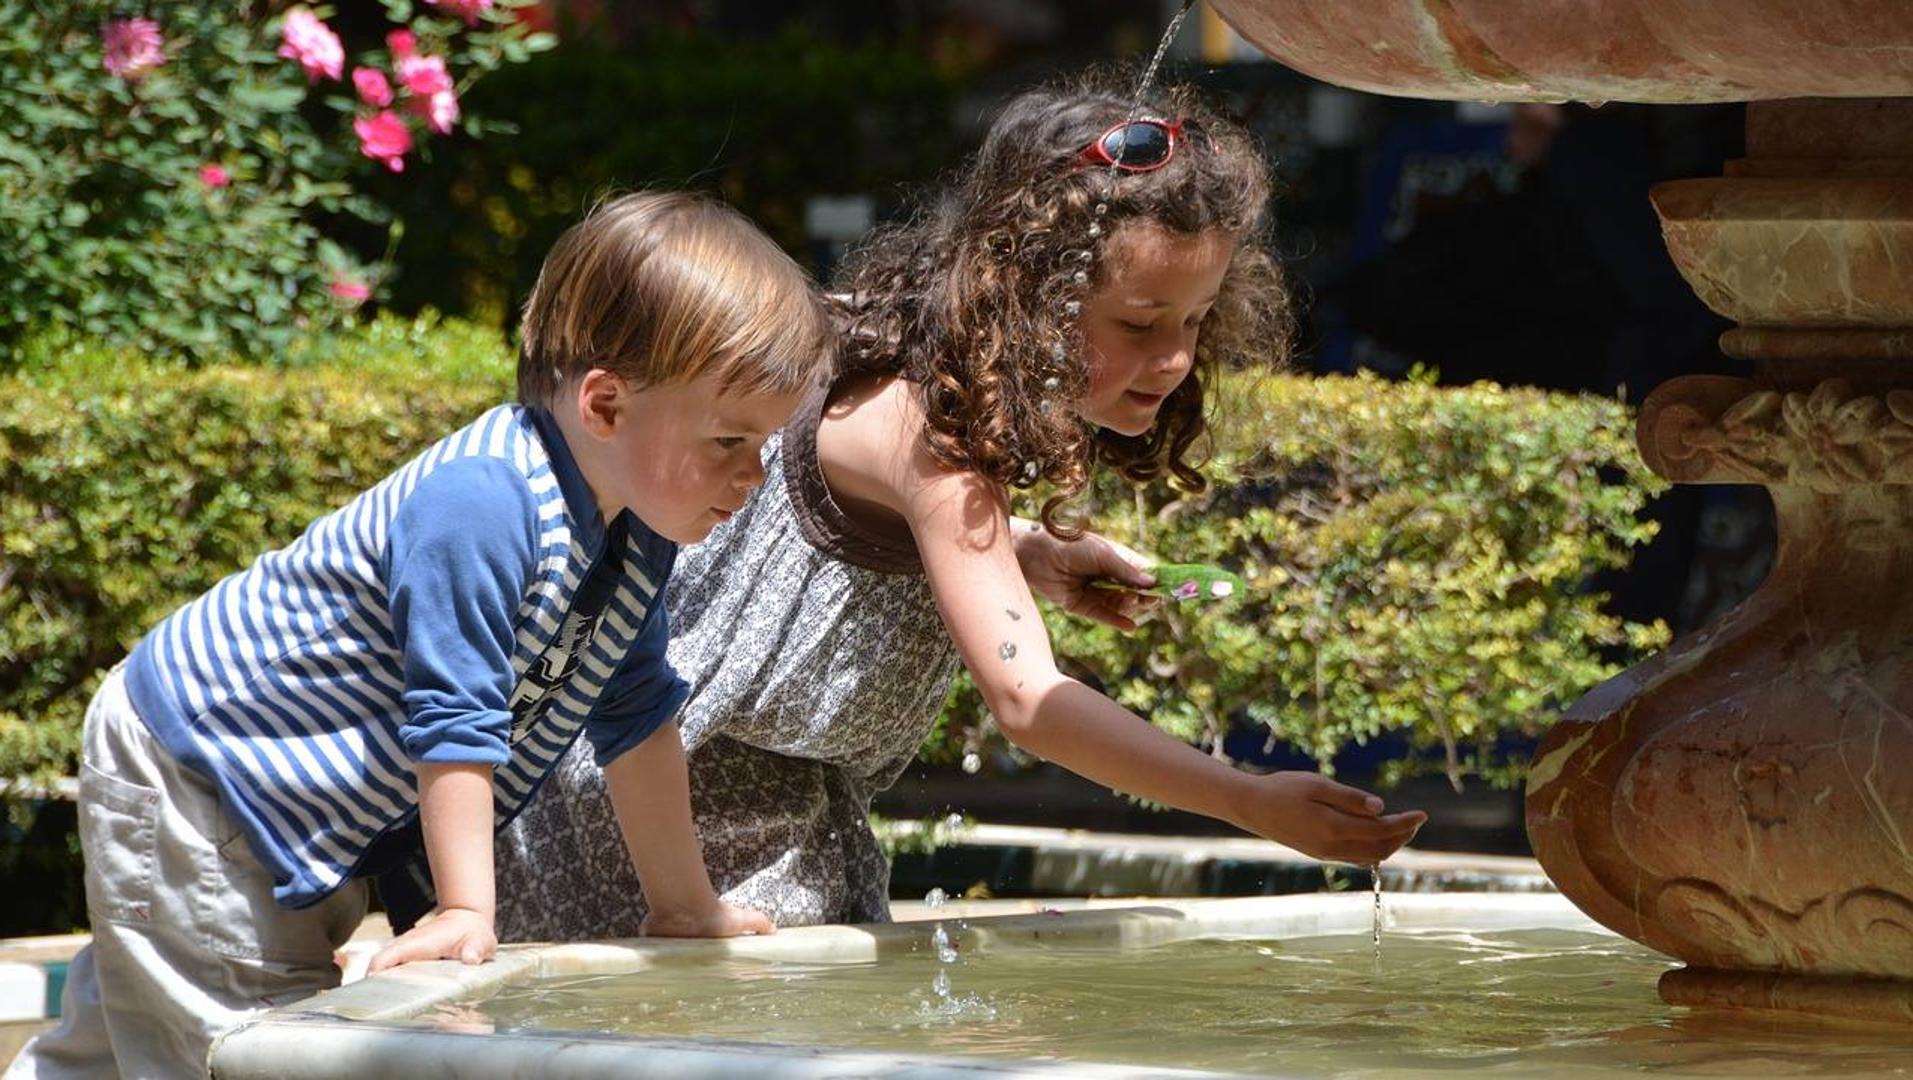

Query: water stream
[[1372, 863, 1384, 965]]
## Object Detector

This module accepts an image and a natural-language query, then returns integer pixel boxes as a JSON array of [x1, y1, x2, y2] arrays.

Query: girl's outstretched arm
[[901, 456, 1425, 866]]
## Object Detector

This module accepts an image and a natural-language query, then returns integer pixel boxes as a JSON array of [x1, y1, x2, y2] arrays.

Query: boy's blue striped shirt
[[125, 404, 688, 908]]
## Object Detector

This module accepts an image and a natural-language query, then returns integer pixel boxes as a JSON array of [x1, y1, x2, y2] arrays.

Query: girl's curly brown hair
[[832, 72, 1294, 536]]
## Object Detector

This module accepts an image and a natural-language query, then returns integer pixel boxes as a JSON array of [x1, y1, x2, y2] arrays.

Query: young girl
[[490, 78, 1426, 937]]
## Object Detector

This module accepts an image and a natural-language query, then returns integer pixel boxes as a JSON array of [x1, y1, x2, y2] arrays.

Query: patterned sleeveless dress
[[493, 382, 961, 939]]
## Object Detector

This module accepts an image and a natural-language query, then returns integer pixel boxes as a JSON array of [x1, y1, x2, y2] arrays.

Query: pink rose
[[101, 18, 165, 80], [352, 67, 393, 107], [197, 163, 231, 189], [426, 0, 495, 26], [328, 278, 371, 304], [277, 8, 343, 83], [385, 28, 417, 59], [396, 54, 453, 97], [353, 111, 412, 173], [418, 88, 460, 135]]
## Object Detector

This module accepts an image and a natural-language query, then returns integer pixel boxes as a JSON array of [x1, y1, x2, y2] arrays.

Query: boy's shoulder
[[439, 402, 536, 455], [393, 406, 555, 524], [397, 404, 550, 481]]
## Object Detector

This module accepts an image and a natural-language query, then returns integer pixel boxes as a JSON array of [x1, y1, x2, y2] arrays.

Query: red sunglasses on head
[[1074, 118, 1185, 173]]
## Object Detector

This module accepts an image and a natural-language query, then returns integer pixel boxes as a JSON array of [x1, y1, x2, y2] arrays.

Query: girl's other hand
[[642, 899, 776, 938], [1232, 772, 1427, 866], [1011, 519, 1160, 631], [366, 905, 497, 973]]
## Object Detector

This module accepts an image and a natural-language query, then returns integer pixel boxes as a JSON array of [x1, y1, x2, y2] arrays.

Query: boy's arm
[[372, 455, 541, 972], [602, 721, 774, 938], [368, 763, 498, 972]]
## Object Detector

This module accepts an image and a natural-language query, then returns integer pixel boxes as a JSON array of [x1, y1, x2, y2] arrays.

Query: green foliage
[[937, 372, 1670, 789], [0, 0, 552, 364], [0, 314, 513, 785], [371, 23, 956, 322], [2, 343, 1665, 801]]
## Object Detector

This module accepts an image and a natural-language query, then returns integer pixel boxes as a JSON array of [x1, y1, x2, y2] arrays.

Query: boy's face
[[1079, 224, 1235, 437], [571, 370, 805, 544]]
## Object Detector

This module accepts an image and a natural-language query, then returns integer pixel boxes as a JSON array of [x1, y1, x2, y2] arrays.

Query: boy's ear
[[574, 369, 625, 438]]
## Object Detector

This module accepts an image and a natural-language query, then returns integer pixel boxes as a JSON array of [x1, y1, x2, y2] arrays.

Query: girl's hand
[[1231, 772, 1427, 866], [642, 899, 776, 938], [1010, 519, 1161, 631], [366, 905, 497, 973]]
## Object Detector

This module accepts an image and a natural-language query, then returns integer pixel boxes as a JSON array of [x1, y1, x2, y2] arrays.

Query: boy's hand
[[641, 899, 775, 939], [366, 906, 497, 974], [1010, 519, 1160, 631], [1231, 772, 1427, 866]]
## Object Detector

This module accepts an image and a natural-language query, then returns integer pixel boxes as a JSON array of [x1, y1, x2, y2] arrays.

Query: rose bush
[[0, 0, 554, 364]]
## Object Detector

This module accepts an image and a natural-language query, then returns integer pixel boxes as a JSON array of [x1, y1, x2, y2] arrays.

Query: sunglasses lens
[[1100, 122, 1173, 168]]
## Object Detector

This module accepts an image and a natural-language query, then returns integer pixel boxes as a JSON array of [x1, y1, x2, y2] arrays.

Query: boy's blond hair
[[518, 190, 831, 404]]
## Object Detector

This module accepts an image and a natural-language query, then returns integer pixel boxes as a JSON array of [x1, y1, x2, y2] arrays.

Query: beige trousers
[[5, 668, 367, 1079]]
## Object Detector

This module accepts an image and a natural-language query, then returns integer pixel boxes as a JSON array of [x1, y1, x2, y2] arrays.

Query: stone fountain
[[1208, 0, 1913, 1023]]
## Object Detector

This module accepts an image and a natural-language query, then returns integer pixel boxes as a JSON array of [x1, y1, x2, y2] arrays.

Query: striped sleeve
[[384, 456, 541, 766], [582, 599, 690, 766]]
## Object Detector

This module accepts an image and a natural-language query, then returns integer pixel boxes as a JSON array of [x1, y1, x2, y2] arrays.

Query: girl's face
[[1079, 224, 1236, 437]]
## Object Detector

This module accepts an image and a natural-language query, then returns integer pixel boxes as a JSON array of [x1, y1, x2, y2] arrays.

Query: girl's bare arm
[[896, 445, 1424, 865]]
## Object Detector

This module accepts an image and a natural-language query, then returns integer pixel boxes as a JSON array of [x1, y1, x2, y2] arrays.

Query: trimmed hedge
[[0, 314, 513, 786], [935, 372, 1669, 789], [2, 323, 1665, 795]]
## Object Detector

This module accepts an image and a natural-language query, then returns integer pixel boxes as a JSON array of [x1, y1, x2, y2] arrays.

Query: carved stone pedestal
[[1524, 98, 1913, 1023]]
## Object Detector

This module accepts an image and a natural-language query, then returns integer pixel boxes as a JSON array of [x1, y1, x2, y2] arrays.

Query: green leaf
[[231, 83, 306, 112]]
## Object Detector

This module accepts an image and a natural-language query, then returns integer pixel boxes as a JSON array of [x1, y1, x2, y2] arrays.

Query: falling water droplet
[[944, 812, 964, 831], [924, 887, 948, 909], [933, 924, 959, 964], [1371, 863, 1384, 966], [961, 752, 982, 774]]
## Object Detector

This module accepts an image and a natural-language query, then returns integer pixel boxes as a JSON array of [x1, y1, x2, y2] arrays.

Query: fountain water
[[1371, 862, 1384, 964], [208, 895, 1913, 1080]]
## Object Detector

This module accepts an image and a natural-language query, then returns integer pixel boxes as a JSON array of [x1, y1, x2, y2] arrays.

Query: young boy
[[9, 190, 829, 1079]]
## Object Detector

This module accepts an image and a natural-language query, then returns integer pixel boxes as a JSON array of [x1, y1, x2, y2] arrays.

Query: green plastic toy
[[1095, 561, 1246, 602]]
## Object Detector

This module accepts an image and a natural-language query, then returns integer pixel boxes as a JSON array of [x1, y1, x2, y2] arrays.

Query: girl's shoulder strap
[[782, 376, 926, 575]]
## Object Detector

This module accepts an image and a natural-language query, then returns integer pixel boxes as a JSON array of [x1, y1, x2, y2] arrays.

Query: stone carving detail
[[1535, 367, 1913, 1007], [1206, 1, 1913, 105], [1648, 882, 1913, 978], [1651, 377, 1913, 492], [1529, 577, 1913, 984]]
